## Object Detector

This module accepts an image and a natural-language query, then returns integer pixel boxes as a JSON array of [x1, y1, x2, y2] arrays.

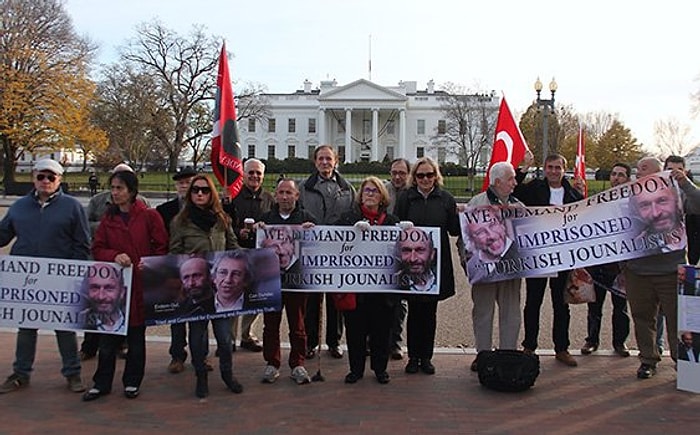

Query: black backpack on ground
[[476, 349, 540, 392]]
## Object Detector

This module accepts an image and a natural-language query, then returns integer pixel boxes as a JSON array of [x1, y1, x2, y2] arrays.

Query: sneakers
[[262, 365, 280, 384], [637, 363, 656, 379], [0, 373, 29, 394], [67, 374, 86, 393], [290, 366, 311, 385], [555, 351, 578, 367], [168, 359, 185, 374]]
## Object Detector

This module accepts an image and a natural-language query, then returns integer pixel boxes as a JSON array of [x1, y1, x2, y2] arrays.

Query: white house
[[238, 79, 499, 165]]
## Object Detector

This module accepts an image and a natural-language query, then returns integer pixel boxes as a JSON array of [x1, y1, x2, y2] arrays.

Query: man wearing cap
[[0, 159, 90, 394], [223, 158, 274, 353], [79, 163, 150, 361], [156, 166, 210, 373]]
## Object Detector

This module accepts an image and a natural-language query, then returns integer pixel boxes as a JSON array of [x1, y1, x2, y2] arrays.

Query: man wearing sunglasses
[[0, 159, 90, 394], [223, 158, 274, 353]]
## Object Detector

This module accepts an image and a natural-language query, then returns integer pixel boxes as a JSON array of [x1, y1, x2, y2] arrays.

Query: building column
[[345, 108, 352, 163], [399, 108, 406, 159], [372, 108, 379, 161], [318, 108, 326, 146]]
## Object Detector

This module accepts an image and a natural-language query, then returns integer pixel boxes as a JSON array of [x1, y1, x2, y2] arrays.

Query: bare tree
[[653, 117, 696, 157], [119, 21, 220, 171]]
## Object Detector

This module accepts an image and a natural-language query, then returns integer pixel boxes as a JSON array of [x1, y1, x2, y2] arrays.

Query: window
[[268, 145, 276, 159], [386, 146, 394, 160], [386, 120, 395, 135], [417, 119, 425, 135], [288, 145, 296, 158], [248, 118, 256, 132], [247, 144, 256, 158], [308, 145, 315, 158], [363, 119, 371, 136], [268, 118, 276, 133], [338, 146, 346, 163], [288, 118, 296, 133], [416, 147, 424, 158], [337, 119, 345, 133], [438, 120, 446, 135], [308, 118, 316, 133], [437, 147, 446, 163]]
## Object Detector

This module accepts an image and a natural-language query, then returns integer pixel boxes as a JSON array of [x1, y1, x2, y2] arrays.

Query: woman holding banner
[[85, 170, 168, 401], [395, 157, 460, 375], [336, 176, 400, 385], [169, 174, 243, 398]]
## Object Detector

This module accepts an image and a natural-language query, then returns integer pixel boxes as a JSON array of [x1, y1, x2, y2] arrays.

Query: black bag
[[476, 349, 540, 392]]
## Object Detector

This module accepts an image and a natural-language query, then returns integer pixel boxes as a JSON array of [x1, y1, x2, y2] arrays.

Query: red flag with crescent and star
[[211, 43, 244, 198], [482, 96, 530, 191]]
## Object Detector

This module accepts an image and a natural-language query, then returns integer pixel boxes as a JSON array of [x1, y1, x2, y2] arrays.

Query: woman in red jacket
[[83, 170, 168, 401]]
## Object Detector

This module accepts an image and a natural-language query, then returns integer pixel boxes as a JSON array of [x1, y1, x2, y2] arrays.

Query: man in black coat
[[513, 152, 584, 367]]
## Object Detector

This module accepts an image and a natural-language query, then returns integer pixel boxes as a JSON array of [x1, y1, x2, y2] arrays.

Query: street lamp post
[[534, 77, 557, 171]]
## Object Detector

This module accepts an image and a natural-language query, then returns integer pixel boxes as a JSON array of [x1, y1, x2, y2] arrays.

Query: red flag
[[211, 43, 244, 198], [575, 124, 588, 197], [482, 97, 529, 190]]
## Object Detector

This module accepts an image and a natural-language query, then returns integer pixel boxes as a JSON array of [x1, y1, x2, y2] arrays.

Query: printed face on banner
[[629, 179, 681, 235], [261, 230, 296, 270], [398, 228, 435, 275], [86, 266, 125, 316], [214, 258, 247, 301], [179, 258, 212, 299], [467, 208, 508, 261]]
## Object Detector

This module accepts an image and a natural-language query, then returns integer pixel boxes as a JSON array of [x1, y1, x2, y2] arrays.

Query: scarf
[[360, 204, 386, 225], [189, 206, 218, 232]]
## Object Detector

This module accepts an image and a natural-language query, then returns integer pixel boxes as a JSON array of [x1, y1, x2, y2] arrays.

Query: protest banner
[[256, 224, 441, 295], [0, 256, 132, 335], [142, 248, 281, 326], [677, 265, 700, 394], [461, 172, 686, 284]]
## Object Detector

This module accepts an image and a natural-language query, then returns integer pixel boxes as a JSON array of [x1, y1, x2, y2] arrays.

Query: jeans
[[13, 328, 80, 379], [190, 318, 233, 374]]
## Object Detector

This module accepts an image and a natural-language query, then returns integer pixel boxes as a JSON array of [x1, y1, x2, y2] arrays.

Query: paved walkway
[[0, 331, 697, 434]]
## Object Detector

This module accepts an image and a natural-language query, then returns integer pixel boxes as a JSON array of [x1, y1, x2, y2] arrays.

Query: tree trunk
[[1, 135, 17, 184]]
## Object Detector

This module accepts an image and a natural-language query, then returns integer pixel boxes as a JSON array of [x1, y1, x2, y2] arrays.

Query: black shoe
[[470, 358, 479, 372], [240, 339, 263, 352], [637, 363, 656, 379], [306, 347, 317, 359], [614, 344, 631, 358], [420, 359, 436, 375], [329, 346, 344, 359], [405, 358, 420, 374], [580, 341, 598, 355], [391, 348, 404, 360], [344, 372, 363, 384], [375, 372, 390, 384], [196, 372, 208, 398], [223, 375, 243, 394], [82, 388, 106, 402], [123, 386, 139, 399]]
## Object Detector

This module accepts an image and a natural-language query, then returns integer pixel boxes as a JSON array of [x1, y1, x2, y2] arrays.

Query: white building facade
[[238, 79, 499, 165]]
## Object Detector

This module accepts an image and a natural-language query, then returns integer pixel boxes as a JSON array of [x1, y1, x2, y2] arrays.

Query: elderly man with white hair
[[463, 161, 524, 372]]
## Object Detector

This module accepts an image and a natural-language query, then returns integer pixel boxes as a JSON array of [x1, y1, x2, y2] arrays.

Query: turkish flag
[[574, 124, 588, 197], [481, 97, 529, 190], [211, 43, 244, 198]]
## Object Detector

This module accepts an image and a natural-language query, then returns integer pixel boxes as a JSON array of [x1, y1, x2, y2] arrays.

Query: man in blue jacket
[[0, 159, 90, 394]]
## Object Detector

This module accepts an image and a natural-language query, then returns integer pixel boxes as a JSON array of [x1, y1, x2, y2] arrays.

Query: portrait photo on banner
[[141, 249, 281, 326]]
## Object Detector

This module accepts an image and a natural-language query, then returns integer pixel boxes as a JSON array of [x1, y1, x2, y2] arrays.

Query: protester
[[581, 163, 631, 358], [81, 163, 150, 361], [224, 158, 274, 353], [336, 176, 400, 384], [385, 158, 411, 360], [462, 162, 523, 372], [81, 264, 127, 333], [395, 157, 460, 375], [88, 171, 99, 196], [514, 152, 584, 367], [169, 174, 242, 398], [85, 169, 168, 401], [299, 145, 356, 359], [0, 159, 89, 394], [259, 178, 317, 384], [625, 156, 700, 378], [156, 166, 207, 374]]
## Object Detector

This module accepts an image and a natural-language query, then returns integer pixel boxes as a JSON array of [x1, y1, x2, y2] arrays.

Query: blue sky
[[64, 0, 700, 150]]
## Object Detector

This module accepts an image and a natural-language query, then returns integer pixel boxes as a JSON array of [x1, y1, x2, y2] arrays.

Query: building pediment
[[319, 79, 407, 103]]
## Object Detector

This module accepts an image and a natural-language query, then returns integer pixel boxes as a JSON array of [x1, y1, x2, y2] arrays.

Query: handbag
[[331, 293, 356, 311], [476, 349, 540, 392]]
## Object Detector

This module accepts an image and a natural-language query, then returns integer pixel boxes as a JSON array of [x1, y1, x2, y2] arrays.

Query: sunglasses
[[415, 172, 436, 180], [362, 187, 379, 195], [191, 186, 212, 195], [36, 173, 57, 182]]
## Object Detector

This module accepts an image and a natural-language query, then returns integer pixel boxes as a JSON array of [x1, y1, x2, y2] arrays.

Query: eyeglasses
[[36, 173, 57, 182], [390, 171, 408, 177], [415, 172, 436, 180], [191, 186, 212, 195], [362, 187, 379, 195]]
